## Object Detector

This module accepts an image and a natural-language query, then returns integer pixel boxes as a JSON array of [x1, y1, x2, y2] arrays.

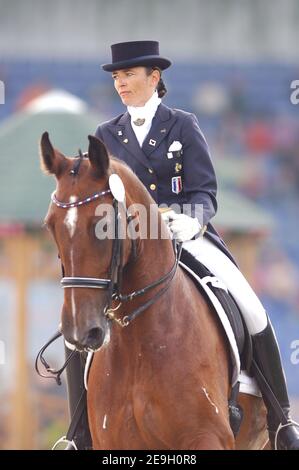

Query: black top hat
[[101, 40, 172, 72]]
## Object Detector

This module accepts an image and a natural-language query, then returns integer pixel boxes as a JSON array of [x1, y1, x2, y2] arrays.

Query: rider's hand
[[167, 213, 201, 242]]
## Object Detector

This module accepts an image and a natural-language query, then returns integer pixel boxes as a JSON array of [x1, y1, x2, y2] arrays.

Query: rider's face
[[112, 66, 160, 107]]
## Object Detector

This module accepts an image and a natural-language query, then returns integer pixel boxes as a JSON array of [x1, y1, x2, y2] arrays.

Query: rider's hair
[[146, 67, 167, 98]]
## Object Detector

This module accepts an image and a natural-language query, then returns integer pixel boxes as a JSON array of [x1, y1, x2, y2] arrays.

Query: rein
[[106, 239, 182, 327], [52, 184, 181, 328]]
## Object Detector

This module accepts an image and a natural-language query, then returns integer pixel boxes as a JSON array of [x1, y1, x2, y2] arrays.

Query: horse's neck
[[119, 236, 176, 324], [124, 189, 175, 291], [120, 182, 177, 331], [113, 236, 177, 353], [128, 236, 175, 288]]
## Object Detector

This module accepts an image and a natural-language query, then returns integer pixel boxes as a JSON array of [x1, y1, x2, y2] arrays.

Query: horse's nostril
[[84, 327, 105, 349]]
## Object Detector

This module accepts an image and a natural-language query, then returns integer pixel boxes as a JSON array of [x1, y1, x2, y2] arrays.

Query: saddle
[[180, 248, 252, 371]]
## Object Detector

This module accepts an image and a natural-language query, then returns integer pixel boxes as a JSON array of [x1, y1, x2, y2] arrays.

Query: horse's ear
[[88, 135, 109, 178], [40, 132, 66, 177]]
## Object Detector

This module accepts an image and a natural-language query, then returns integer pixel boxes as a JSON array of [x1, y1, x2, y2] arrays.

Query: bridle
[[51, 181, 181, 328]]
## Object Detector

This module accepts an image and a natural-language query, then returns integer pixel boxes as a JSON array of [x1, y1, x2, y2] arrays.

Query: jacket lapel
[[107, 112, 150, 169], [106, 104, 177, 166], [142, 104, 177, 156]]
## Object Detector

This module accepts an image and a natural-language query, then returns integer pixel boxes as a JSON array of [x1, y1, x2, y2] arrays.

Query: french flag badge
[[171, 176, 182, 194]]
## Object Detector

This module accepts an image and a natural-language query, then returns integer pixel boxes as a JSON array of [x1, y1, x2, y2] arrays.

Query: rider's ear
[[88, 135, 109, 178], [40, 132, 66, 177]]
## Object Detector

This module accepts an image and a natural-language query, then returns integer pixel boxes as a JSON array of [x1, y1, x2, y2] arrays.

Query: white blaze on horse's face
[[64, 196, 78, 238], [70, 248, 79, 342], [63, 196, 79, 341]]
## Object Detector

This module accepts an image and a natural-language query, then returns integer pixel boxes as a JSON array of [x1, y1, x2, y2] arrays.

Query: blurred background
[[0, 0, 298, 449]]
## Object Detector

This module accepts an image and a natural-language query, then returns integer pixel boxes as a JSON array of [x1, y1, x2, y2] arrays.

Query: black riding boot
[[64, 346, 92, 450], [252, 320, 299, 450]]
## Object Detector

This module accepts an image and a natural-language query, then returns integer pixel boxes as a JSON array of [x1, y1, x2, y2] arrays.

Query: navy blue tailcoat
[[95, 103, 236, 264]]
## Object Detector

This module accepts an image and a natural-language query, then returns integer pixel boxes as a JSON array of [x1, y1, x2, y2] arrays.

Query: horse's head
[[40, 132, 134, 351]]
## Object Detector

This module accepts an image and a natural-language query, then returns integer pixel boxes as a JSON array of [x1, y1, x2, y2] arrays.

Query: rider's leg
[[183, 237, 299, 450], [64, 344, 92, 450]]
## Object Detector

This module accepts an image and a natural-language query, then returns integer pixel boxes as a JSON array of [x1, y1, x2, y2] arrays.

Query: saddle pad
[[239, 370, 261, 397], [179, 260, 241, 386]]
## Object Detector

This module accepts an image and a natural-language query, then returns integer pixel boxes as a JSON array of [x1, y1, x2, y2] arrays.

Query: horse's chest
[[96, 401, 146, 449]]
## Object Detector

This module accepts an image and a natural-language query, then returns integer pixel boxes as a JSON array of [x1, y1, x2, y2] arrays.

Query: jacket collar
[[107, 104, 177, 167]]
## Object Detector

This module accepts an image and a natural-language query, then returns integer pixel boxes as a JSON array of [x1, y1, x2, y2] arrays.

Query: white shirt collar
[[127, 91, 162, 147], [127, 91, 161, 123]]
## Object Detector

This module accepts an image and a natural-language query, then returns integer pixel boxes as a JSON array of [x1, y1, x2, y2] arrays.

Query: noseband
[[51, 183, 181, 328]]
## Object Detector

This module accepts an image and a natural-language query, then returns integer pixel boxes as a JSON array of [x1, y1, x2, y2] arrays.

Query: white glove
[[161, 209, 176, 224], [161, 210, 176, 238], [167, 213, 201, 242]]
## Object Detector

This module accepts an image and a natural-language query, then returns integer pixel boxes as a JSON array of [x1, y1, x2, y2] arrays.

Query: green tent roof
[[0, 91, 100, 224]]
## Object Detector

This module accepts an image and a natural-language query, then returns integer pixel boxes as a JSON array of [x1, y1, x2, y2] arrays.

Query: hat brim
[[101, 55, 172, 72]]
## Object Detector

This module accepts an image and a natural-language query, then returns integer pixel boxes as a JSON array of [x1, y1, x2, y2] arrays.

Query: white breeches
[[183, 237, 268, 335]]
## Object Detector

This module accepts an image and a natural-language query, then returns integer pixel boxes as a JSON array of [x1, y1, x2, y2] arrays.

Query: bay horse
[[40, 132, 268, 450]]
